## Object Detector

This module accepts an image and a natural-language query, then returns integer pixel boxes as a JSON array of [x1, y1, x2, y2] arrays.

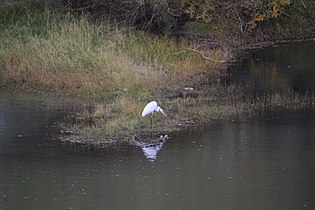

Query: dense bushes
[[42, 0, 314, 35], [2, 0, 313, 36]]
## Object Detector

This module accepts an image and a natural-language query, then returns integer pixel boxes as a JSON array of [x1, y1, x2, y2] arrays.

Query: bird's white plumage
[[142, 101, 158, 117], [141, 101, 166, 117]]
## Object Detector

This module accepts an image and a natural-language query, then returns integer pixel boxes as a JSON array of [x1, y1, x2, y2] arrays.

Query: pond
[[228, 41, 315, 93], [1, 41, 315, 210]]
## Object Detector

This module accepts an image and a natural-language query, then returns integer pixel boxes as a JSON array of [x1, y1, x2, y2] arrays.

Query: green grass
[[0, 0, 227, 137], [0, 3, 224, 97], [2, 1, 313, 140]]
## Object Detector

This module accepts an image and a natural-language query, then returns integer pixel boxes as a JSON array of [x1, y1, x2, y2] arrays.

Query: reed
[[0, 2, 230, 137], [0, 9, 223, 98]]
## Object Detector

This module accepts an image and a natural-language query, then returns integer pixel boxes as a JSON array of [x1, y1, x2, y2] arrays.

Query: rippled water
[[1, 42, 315, 210]]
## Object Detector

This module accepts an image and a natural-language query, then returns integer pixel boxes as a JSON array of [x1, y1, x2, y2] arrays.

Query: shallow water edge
[[57, 39, 315, 149]]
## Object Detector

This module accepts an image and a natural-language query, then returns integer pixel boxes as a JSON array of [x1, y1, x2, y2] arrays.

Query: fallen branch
[[300, 0, 307, 9], [187, 48, 226, 63]]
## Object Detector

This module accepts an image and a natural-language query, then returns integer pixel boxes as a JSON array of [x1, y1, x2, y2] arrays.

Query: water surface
[[228, 41, 315, 93]]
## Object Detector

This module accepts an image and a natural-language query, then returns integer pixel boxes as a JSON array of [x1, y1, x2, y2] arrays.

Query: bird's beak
[[162, 111, 167, 117]]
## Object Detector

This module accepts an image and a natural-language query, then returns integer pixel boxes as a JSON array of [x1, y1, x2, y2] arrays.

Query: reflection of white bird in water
[[142, 141, 164, 162], [132, 135, 168, 161], [142, 101, 167, 128]]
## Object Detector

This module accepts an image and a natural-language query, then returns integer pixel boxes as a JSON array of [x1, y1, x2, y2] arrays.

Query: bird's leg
[[150, 113, 153, 129]]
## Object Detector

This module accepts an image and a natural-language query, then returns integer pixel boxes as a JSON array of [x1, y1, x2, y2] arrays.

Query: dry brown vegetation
[[1, 0, 314, 141], [0, 2, 228, 137]]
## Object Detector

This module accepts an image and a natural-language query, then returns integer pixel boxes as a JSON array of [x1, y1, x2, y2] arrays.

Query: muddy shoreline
[[1, 38, 313, 150], [56, 37, 315, 150]]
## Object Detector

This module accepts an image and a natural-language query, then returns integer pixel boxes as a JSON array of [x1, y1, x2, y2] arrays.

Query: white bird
[[142, 101, 167, 128]]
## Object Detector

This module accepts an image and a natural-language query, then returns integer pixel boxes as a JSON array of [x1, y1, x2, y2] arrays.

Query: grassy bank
[[0, 1, 227, 139], [0, 1, 314, 144], [0, 4, 223, 98]]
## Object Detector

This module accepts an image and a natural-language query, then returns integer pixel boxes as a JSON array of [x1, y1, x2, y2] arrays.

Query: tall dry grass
[[0, 10, 225, 98], [0, 1, 228, 136]]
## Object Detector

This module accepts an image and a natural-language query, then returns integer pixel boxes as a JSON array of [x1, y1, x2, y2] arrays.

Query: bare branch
[[300, 0, 307, 9], [186, 48, 226, 63], [236, 10, 244, 34]]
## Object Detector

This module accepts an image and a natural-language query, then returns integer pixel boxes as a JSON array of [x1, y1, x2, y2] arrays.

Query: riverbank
[[1, 1, 315, 147]]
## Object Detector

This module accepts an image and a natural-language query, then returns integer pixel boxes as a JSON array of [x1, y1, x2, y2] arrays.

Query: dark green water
[[228, 41, 315, 93], [1, 42, 315, 210]]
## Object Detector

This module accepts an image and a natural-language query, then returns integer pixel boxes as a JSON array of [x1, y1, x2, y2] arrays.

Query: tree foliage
[[8, 0, 313, 34], [245, 0, 291, 31]]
